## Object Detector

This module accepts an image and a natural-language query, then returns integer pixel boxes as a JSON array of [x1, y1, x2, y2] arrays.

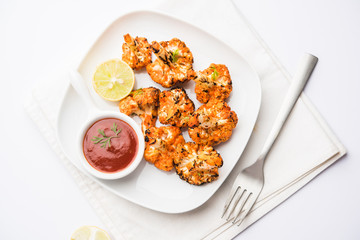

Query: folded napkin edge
[[230, 0, 346, 156]]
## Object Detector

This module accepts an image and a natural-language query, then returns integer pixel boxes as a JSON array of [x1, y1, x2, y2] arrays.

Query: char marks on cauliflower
[[122, 34, 152, 70], [174, 142, 223, 185], [146, 38, 196, 88], [188, 100, 238, 146], [194, 63, 232, 104], [144, 126, 185, 171], [118, 87, 160, 133], [158, 87, 195, 128]]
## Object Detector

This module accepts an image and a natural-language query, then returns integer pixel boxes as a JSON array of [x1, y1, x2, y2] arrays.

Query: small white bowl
[[77, 111, 144, 180], [68, 70, 144, 180]]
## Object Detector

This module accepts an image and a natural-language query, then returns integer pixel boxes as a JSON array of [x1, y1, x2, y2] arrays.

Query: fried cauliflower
[[122, 34, 152, 70], [174, 142, 223, 185], [188, 100, 238, 146], [146, 38, 196, 88], [144, 126, 185, 171], [158, 87, 195, 128], [118, 87, 160, 133], [194, 63, 232, 103]]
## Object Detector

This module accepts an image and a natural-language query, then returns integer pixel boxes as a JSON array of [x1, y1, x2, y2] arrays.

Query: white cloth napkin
[[24, 0, 346, 239]]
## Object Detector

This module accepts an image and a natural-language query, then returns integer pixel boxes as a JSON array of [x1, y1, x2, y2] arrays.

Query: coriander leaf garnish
[[172, 49, 179, 63], [211, 66, 219, 80], [91, 123, 122, 148], [98, 129, 106, 137], [91, 136, 103, 144], [132, 88, 143, 96], [111, 122, 117, 133], [111, 122, 122, 135]]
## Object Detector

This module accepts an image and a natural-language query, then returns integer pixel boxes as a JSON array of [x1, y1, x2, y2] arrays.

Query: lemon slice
[[71, 226, 111, 240], [93, 59, 135, 101]]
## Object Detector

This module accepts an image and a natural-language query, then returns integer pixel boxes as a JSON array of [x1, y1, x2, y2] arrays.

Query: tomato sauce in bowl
[[83, 118, 139, 173]]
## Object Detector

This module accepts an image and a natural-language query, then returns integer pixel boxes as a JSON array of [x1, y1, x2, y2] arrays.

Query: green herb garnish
[[91, 122, 122, 148], [172, 49, 179, 63], [211, 66, 219, 80], [132, 88, 143, 96]]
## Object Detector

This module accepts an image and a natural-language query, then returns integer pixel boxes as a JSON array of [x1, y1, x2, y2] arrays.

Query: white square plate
[[56, 10, 261, 213]]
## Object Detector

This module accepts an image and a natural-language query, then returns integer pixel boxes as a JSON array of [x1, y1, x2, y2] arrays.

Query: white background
[[1, 0, 359, 239]]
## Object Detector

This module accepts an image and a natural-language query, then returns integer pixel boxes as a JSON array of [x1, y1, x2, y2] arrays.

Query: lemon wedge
[[93, 59, 135, 101], [71, 226, 111, 240]]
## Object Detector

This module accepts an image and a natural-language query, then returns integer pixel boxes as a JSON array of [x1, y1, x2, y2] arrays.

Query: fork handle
[[259, 53, 318, 159]]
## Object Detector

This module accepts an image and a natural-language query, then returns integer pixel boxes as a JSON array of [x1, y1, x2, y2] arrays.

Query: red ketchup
[[83, 118, 138, 173]]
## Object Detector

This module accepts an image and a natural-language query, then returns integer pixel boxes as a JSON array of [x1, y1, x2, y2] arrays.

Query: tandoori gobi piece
[[146, 38, 196, 88], [188, 100, 238, 146], [118, 87, 160, 133], [194, 63, 232, 103], [122, 34, 152, 70], [158, 87, 195, 128], [174, 142, 223, 185], [144, 126, 185, 171]]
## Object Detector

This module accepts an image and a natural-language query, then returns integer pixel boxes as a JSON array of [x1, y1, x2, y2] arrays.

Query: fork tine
[[232, 191, 252, 224], [225, 189, 246, 221], [221, 185, 240, 219]]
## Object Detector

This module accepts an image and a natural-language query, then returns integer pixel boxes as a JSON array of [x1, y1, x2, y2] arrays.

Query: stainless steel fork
[[221, 53, 318, 226]]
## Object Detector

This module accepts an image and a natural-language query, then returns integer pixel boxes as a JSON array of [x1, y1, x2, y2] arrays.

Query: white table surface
[[1, 0, 359, 239]]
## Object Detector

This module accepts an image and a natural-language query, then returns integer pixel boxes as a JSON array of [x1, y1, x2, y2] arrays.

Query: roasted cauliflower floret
[[194, 63, 232, 103], [174, 142, 223, 185], [119, 87, 160, 133], [146, 38, 196, 88], [188, 100, 238, 146], [144, 126, 185, 171], [122, 34, 152, 70], [158, 87, 195, 128]]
